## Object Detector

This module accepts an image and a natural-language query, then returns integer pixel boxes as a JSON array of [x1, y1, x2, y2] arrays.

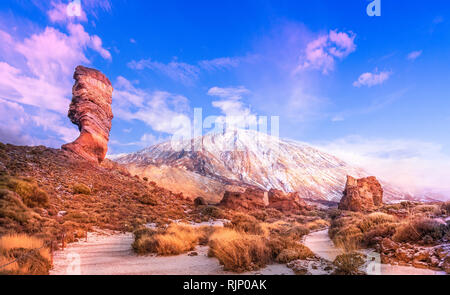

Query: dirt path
[[50, 231, 294, 275], [303, 229, 446, 275]]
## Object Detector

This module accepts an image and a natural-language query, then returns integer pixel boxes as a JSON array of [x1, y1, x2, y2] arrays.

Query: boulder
[[62, 66, 113, 163], [338, 175, 383, 212], [268, 189, 307, 213], [219, 188, 266, 211]]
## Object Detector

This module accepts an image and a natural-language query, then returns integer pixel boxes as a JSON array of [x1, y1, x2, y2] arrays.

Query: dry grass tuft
[[132, 223, 205, 255], [208, 228, 271, 272], [0, 234, 51, 275], [392, 217, 448, 244], [333, 252, 366, 275]]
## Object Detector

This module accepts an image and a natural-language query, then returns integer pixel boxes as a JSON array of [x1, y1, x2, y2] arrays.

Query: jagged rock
[[380, 238, 399, 253], [338, 175, 383, 212], [62, 66, 113, 163], [219, 188, 266, 211], [268, 189, 307, 213], [194, 196, 207, 206]]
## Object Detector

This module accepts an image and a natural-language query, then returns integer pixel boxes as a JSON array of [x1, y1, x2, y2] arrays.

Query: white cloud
[[0, 98, 77, 146], [127, 59, 199, 85], [315, 136, 450, 199], [0, 24, 111, 114], [207, 86, 257, 128], [113, 77, 191, 136], [295, 30, 356, 74], [407, 50, 423, 61], [353, 70, 391, 87]]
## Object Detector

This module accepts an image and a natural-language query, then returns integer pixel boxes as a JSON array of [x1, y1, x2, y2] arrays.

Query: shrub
[[208, 228, 271, 272], [225, 213, 265, 235], [139, 194, 158, 206], [333, 252, 366, 275], [132, 223, 202, 255], [357, 212, 396, 232], [0, 234, 51, 275], [7, 178, 49, 208], [413, 204, 442, 216], [362, 223, 398, 246], [305, 219, 330, 231], [275, 244, 314, 263], [441, 202, 450, 215], [287, 225, 310, 239], [201, 206, 224, 219], [72, 183, 91, 195], [392, 217, 448, 244]]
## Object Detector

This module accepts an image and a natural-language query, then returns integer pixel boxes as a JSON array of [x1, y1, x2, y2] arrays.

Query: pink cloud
[[296, 30, 356, 74], [353, 70, 391, 87], [0, 20, 111, 145], [47, 1, 88, 23]]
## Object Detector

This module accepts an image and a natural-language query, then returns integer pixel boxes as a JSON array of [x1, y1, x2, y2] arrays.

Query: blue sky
[[0, 0, 449, 196]]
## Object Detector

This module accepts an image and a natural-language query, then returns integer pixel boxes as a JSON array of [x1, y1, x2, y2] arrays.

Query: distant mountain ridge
[[116, 129, 414, 203]]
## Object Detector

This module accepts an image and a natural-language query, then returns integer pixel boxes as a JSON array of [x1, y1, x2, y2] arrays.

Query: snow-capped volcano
[[116, 129, 410, 202]]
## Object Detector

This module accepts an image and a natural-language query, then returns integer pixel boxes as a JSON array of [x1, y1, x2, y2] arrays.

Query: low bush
[[132, 223, 203, 255], [208, 228, 271, 272], [0, 234, 51, 275], [333, 252, 366, 275], [138, 194, 158, 206], [200, 206, 224, 219], [4, 177, 49, 208], [72, 183, 91, 195], [392, 217, 448, 244], [441, 202, 450, 215], [225, 213, 265, 235]]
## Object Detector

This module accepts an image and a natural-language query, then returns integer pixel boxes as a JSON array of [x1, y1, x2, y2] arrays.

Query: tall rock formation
[[338, 175, 383, 212], [62, 66, 113, 163]]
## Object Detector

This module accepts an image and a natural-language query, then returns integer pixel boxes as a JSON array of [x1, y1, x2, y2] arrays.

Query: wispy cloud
[[127, 59, 200, 85], [353, 69, 391, 87], [113, 76, 191, 135], [198, 55, 257, 71], [207, 86, 257, 128], [407, 50, 423, 61], [295, 29, 356, 74]]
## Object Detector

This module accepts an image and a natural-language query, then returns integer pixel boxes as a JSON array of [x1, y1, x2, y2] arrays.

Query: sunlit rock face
[[62, 66, 113, 163], [338, 175, 383, 212], [268, 189, 307, 213], [219, 188, 267, 211]]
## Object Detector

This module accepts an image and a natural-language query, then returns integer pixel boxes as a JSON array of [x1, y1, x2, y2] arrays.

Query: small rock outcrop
[[378, 238, 450, 273], [268, 189, 307, 213], [219, 188, 266, 211], [62, 66, 113, 163], [338, 175, 383, 212]]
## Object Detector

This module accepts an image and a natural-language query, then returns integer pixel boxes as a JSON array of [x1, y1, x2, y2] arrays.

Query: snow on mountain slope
[[117, 129, 411, 202]]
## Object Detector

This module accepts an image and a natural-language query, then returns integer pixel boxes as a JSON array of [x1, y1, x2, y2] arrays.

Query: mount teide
[[116, 129, 411, 203]]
